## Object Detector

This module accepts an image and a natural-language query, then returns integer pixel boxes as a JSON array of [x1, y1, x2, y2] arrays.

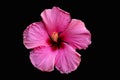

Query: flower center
[[47, 32, 64, 51], [51, 32, 58, 42]]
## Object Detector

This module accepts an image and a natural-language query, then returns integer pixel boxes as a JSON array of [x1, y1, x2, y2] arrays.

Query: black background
[[2, 0, 117, 80]]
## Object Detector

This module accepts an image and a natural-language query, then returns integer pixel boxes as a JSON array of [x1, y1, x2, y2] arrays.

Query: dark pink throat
[[47, 35, 65, 51]]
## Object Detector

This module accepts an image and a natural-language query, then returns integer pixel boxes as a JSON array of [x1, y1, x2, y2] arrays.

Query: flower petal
[[30, 46, 58, 72], [23, 22, 49, 49], [55, 43, 81, 74], [41, 6, 71, 35], [60, 19, 91, 49]]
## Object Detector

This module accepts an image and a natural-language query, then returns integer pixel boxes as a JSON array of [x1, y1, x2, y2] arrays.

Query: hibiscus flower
[[23, 6, 91, 74]]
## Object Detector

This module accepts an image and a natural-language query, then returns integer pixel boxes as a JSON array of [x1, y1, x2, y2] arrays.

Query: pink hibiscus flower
[[23, 6, 91, 74]]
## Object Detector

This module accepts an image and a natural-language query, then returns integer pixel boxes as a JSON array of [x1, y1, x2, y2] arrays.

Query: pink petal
[[30, 46, 58, 72], [55, 43, 81, 74], [23, 22, 49, 49], [41, 6, 71, 35], [60, 19, 91, 50]]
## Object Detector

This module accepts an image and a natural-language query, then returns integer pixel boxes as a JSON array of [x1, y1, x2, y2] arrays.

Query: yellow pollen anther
[[52, 32, 58, 42]]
